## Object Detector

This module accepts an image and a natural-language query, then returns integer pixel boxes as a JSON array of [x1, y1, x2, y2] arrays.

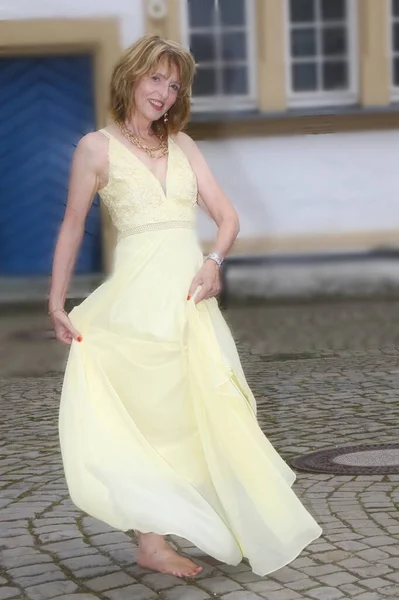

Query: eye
[[151, 75, 160, 82], [171, 84, 180, 92]]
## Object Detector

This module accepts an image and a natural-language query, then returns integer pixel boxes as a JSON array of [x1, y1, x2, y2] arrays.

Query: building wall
[[1, 0, 398, 263], [196, 129, 399, 252], [150, 0, 399, 254], [0, 0, 144, 46]]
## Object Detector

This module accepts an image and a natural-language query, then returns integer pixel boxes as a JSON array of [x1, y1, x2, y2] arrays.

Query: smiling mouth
[[149, 99, 164, 111]]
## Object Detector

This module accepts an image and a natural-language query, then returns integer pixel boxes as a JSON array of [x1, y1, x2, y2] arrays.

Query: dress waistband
[[118, 220, 195, 239]]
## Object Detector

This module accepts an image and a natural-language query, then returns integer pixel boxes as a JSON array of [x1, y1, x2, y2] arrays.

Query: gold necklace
[[117, 122, 168, 159]]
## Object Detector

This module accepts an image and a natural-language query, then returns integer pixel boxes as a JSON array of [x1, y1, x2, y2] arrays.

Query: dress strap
[[99, 128, 112, 139]]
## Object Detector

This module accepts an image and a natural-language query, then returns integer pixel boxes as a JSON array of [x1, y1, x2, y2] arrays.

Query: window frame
[[285, 0, 358, 108], [390, 0, 399, 100], [180, 0, 258, 112]]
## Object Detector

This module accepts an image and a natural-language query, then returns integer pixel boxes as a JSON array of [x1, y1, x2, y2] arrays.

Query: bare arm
[[176, 132, 240, 260], [49, 133, 107, 342], [175, 132, 239, 302]]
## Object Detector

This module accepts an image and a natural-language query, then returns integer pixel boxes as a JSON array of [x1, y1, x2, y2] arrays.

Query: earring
[[164, 111, 168, 123]]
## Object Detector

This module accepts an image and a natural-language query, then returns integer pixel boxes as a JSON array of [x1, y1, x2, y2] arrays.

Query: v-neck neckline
[[104, 130, 170, 198]]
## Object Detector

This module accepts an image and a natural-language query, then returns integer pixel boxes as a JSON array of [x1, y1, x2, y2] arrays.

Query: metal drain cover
[[291, 443, 399, 475]]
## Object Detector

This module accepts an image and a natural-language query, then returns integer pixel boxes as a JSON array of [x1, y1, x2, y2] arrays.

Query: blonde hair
[[110, 35, 196, 137]]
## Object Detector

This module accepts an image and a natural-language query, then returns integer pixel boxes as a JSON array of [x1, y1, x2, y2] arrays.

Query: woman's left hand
[[187, 260, 222, 303]]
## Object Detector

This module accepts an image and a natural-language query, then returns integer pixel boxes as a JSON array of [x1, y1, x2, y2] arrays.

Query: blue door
[[0, 55, 101, 275]]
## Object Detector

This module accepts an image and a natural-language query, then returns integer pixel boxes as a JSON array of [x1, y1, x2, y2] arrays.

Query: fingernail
[[187, 295, 191, 301], [77, 336, 82, 342]]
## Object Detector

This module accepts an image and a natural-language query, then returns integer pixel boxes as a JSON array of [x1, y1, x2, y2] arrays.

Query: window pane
[[222, 66, 248, 94], [219, 0, 246, 26], [394, 23, 399, 52], [221, 32, 247, 61], [323, 60, 348, 90], [188, 0, 215, 28], [393, 0, 399, 18], [290, 0, 315, 23], [291, 28, 317, 57], [394, 57, 399, 85], [190, 34, 216, 62], [321, 0, 346, 21], [192, 68, 217, 96], [322, 27, 347, 56], [292, 62, 317, 90]]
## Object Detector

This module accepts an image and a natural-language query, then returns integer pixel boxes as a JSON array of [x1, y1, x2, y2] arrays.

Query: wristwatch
[[206, 252, 224, 267]]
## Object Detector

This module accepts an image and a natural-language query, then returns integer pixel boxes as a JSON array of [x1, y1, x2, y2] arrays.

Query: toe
[[175, 569, 184, 578]]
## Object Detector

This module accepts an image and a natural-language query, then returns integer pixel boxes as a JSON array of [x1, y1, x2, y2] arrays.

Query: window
[[391, 0, 399, 98], [182, 0, 256, 111], [287, 0, 357, 107]]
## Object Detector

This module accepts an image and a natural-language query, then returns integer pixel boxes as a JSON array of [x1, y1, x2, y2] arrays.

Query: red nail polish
[[77, 336, 82, 342], [187, 295, 191, 301]]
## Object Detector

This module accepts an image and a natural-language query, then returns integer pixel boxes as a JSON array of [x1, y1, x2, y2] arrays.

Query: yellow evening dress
[[59, 129, 322, 576]]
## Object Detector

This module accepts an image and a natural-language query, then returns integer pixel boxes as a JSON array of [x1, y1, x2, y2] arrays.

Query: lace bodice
[[98, 129, 198, 236]]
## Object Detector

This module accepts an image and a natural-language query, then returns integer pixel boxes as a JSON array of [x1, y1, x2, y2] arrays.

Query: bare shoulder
[[74, 131, 108, 171], [77, 131, 108, 153], [173, 131, 199, 157]]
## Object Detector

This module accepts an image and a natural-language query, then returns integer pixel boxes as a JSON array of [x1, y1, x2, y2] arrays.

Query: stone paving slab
[[1, 303, 399, 599]]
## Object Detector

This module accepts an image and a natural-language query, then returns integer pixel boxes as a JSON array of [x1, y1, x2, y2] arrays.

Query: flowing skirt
[[59, 227, 322, 576]]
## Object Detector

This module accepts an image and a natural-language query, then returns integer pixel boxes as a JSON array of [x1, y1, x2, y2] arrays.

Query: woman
[[49, 35, 322, 579]]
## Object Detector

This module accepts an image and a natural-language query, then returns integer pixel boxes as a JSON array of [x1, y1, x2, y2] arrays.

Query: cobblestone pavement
[[1, 300, 399, 600]]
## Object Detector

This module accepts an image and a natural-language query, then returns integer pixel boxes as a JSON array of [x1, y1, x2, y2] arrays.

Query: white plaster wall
[[197, 130, 399, 245], [0, 0, 145, 47], [3, 3, 399, 249]]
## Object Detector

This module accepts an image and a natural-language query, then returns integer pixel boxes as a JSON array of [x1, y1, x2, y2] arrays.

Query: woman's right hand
[[50, 310, 82, 346]]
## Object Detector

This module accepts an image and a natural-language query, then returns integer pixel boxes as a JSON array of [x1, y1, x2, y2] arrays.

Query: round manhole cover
[[291, 443, 399, 475]]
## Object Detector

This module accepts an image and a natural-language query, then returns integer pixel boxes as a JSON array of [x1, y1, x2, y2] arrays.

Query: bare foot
[[137, 537, 202, 578]]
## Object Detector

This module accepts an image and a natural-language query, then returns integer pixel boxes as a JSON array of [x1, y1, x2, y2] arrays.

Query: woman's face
[[134, 60, 181, 123]]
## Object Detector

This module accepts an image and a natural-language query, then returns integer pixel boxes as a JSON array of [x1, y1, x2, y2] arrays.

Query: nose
[[159, 80, 170, 101]]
